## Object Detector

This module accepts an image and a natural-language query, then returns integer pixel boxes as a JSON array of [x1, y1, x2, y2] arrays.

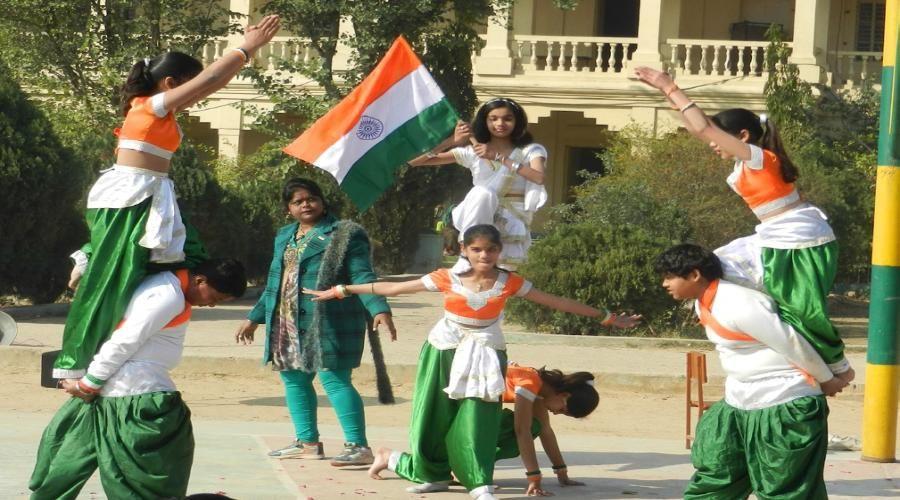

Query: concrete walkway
[[1, 293, 895, 499]]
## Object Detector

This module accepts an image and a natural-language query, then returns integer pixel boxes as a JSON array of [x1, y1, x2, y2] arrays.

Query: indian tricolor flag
[[284, 36, 459, 211]]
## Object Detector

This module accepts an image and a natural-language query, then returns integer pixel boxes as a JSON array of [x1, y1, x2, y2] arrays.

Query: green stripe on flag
[[341, 99, 458, 211], [868, 264, 900, 365]]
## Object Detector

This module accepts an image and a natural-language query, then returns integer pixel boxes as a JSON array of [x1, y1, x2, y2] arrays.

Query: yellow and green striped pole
[[862, 0, 900, 463]]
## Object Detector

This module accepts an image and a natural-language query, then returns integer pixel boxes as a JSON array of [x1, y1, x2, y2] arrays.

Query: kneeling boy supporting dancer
[[655, 244, 848, 500]]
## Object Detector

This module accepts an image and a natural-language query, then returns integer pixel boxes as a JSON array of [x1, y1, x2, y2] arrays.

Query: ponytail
[[538, 367, 598, 418], [759, 117, 798, 183], [711, 108, 798, 183], [119, 51, 203, 116], [121, 58, 156, 116]]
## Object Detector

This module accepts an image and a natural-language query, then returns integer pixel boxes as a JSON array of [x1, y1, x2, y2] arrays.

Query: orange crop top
[[116, 93, 182, 160], [726, 145, 799, 218], [502, 365, 543, 403], [422, 268, 532, 327]]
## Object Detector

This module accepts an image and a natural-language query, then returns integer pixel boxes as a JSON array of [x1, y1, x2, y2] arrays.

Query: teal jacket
[[248, 214, 390, 370]]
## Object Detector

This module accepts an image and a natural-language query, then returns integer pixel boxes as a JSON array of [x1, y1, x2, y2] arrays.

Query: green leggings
[[280, 368, 367, 445]]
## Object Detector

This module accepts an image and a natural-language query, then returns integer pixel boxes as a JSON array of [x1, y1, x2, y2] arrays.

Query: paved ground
[[0, 293, 896, 499]]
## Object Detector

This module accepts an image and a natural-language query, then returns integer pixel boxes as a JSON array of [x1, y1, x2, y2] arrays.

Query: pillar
[[789, 0, 831, 83], [475, 7, 514, 75], [630, 0, 682, 70]]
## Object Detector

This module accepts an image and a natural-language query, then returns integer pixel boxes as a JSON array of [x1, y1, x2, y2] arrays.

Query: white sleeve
[[451, 146, 478, 171], [515, 279, 533, 297], [732, 298, 833, 382], [150, 93, 169, 118], [69, 249, 89, 273], [421, 275, 440, 292], [82, 281, 183, 386], [523, 143, 548, 164], [743, 144, 765, 170]]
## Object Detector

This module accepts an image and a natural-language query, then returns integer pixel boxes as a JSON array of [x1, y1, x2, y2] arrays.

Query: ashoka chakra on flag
[[283, 36, 459, 211]]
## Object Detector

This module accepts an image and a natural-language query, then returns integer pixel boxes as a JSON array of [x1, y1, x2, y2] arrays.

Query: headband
[[586, 379, 595, 387], [143, 57, 151, 67], [484, 97, 521, 111], [759, 113, 768, 126]]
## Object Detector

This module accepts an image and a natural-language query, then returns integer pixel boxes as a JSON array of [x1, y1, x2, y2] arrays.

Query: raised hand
[[453, 121, 472, 145], [633, 66, 675, 91], [606, 313, 642, 329], [241, 14, 281, 54]]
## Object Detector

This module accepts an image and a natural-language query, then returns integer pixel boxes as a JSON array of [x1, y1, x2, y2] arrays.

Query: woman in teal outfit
[[235, 178, 396, 466]]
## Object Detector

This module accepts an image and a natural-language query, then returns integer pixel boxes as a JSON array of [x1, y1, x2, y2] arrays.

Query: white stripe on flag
[[313, 66, 446, 182]]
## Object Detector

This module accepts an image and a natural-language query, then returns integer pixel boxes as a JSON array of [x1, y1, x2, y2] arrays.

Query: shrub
[[0, 60, 89, 300]]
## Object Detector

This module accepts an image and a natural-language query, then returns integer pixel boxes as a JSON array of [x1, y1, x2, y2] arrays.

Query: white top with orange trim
[[695, 279, 831, 410], [80, 270, 192, 397], [421, 268, 532, 401], [116, 93, 183, 160]]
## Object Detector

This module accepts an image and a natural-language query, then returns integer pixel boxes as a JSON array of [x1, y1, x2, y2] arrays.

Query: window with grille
[[856, 2, 886, 52]]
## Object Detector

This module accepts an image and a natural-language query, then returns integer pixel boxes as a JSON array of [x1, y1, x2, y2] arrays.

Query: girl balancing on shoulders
[[305, 224, 639, 500], [634, 66, 853, 385], [56, 16, 280, 381], [409, 97, 547, 271]]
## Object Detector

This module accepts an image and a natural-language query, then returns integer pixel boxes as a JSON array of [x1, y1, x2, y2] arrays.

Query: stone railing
[[201, 36, 319, 71], [510, 35, 638, 73], [830, 51, 884, 88], [665, 39, 790, 78]]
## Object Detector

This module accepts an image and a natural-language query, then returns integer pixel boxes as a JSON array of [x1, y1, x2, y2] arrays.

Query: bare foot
[[368, 447, 392, 480]]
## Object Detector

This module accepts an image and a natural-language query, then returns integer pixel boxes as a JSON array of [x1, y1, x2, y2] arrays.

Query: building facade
[[188, 0, 885, 212]]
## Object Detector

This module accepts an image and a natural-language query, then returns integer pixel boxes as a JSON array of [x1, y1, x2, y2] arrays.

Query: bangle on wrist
[[332, 285, 345, 300], [551, 464, 567, 471], [664, 84, 680, 97], [679, 101, 698, 113], [231, 47, 250, 64], [425, 150, 438, 159], [600, 310, 615, 326], [525, 469, 542, 477]]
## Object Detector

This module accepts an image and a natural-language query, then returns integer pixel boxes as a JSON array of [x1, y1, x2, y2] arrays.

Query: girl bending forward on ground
[[634, 66, 853, 384], [305, 224, 639, 500]]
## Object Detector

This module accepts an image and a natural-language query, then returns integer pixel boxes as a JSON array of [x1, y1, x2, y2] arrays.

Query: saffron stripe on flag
[[340, 99, 458, 211], [311, 66, 447, 182], [284, 38, 423, 162]]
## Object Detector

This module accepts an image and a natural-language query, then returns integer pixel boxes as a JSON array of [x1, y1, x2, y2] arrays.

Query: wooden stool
[[685, 351, 712, 449]]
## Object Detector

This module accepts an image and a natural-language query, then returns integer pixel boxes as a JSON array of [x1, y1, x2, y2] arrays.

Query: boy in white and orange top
[[656, 244, 847, 499], [635, 66, 852, 385], [30, 259, 246, 500], [305, 225, 640, 500]]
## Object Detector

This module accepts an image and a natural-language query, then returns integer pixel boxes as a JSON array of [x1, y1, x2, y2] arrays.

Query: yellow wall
[[532, 0, 599, 36], [679, 0, 794, 39], [528, 111, 610, 226]]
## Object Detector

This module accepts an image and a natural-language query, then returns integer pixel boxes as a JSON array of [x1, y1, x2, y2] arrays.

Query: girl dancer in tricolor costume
[[305, 225, 639, 500], [634, 66, 853, 382], [55, 16, 279, 380], [409, 97, 547, 271]]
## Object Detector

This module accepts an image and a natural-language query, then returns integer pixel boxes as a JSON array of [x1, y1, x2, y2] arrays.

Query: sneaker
[[268, 440, 325, 459], [330, 442, 375, 467]]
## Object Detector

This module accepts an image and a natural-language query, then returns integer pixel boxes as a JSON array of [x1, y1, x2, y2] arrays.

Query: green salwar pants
[[495, 408, 542, 461], [29, 392, 194, 500], [55, 201, 207, 377], [684, 396, 829, 500], [762, 242, 845, 366], [394, 342, 507, 492]]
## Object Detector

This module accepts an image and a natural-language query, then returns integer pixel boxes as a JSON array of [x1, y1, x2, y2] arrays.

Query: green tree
[[0, 60, 88, 300], [764, 27, 878, 282]]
